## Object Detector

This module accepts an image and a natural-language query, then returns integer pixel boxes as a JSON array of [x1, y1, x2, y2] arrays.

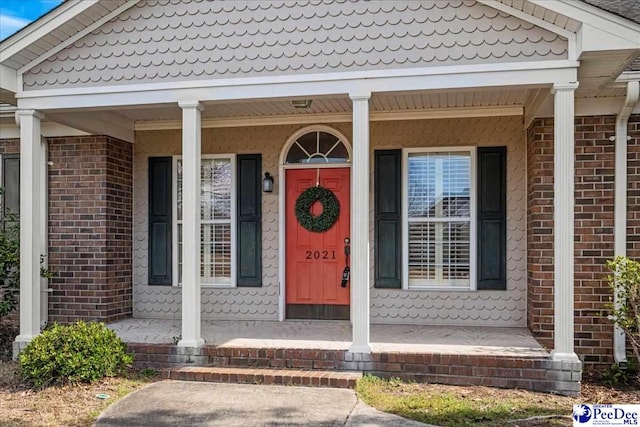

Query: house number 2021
[[305, 250, 336, 260]]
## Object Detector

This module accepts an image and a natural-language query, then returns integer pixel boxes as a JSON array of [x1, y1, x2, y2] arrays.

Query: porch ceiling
[[120, 87, 535, 125]]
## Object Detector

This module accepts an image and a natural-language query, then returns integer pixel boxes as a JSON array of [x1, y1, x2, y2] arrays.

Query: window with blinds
[[176, 156, 234, 286], [406, 150, 473, 289]]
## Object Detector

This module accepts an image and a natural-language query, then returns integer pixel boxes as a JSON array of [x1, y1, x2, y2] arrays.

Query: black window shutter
[[148, 157, 172, 285], [236, 154, 262, 287], [374, 150, 402, 288], [2, 155, 20, 216], [477, 147, 507, 290]]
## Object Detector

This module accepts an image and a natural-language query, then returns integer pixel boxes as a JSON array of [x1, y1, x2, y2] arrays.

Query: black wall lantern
[[263, 172, 274, 193]]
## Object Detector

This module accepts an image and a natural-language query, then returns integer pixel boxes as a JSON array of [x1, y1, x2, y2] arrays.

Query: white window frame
[[172, 154, 237, 288], [402, 146, 477, 291]]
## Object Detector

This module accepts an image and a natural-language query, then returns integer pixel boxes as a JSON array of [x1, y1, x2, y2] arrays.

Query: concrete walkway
[[94, 381, 430, 427]]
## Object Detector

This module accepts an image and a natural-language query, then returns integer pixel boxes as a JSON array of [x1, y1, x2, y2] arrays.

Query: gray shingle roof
[[581, 0, 640, 25]]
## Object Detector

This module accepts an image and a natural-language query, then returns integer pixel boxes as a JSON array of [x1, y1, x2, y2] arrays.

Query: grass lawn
[[0, 361, 158, 427], [356, 375, 640, 427]]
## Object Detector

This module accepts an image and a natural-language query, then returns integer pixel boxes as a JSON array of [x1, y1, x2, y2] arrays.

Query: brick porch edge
[[128, 343, 581, 396]]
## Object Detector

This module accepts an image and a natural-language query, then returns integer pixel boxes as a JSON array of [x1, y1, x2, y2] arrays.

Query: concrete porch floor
[[108, 319, 548, 357]]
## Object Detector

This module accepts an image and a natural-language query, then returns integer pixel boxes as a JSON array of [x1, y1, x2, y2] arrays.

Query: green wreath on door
[[295, 186, 340, 233]]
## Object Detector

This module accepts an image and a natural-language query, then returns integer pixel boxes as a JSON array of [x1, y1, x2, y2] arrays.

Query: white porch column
[[14, 110, 44, 345], [551, 82, 580, 362], [349, 91, 372, 354], [178, 101, 204, 348]]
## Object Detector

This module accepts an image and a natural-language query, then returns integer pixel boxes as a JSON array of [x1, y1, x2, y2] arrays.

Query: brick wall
[[527, 115, 638, 370], [573, 116, 616, 367], [527, 119, 555, 350], [47, 136, 133, 323], [0, 139, 19, 156], [627, 115, 640, 262]]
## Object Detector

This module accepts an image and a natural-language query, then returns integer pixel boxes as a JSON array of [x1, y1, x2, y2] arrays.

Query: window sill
[[406, 286, 475, 292], [175, 284, 236, 289]]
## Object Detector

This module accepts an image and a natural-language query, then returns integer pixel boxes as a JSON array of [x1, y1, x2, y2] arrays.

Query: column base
[[13, 334, 36, 360], [551, 350, 580, 362], [177, 338, 205, 348], [349, 343, 372, 354]]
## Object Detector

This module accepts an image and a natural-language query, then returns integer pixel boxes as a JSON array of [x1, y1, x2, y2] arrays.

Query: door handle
[[341, 266, 350, 287], [342, 237, 350, 287]]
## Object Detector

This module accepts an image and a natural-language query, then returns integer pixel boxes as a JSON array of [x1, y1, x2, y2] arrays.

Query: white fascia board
[[0, 65, 17, 93], [0, 0, 99, 62], [529, 0, 640, 51], [15, 60, 579, 110]]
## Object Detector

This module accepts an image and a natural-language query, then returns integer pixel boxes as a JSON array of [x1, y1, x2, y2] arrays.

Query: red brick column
[[527, 116, 620, 370], [47, 136, 133, 323]]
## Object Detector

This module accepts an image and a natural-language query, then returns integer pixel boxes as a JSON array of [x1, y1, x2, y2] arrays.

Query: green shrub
[[602, 358, 639, 386], [607, 257, 640, 367], [0, 189, 20, 318], [19, 321, 133, 388]]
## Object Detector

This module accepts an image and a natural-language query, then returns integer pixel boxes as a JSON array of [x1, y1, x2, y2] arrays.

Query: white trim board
[[15, 61, 579, 110]]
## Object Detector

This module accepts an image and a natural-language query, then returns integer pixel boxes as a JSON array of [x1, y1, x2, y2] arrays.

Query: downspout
[[613, 80, 639, 368]]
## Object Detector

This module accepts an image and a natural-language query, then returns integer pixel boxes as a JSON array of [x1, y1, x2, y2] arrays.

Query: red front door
[[286, 168, 350, 320]]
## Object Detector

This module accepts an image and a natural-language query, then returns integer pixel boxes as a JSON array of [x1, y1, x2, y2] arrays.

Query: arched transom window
[[285, 131, 350, 164]]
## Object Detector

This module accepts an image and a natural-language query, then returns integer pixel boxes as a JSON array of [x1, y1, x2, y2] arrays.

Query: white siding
[[134, 117, 526, 326], [369, 117, 527, 327], [133, 126, 290, 320], [24, 0, 568, 90]]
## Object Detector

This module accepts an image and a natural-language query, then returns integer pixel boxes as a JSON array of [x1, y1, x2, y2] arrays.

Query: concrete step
[[162, 366, 362, 389]]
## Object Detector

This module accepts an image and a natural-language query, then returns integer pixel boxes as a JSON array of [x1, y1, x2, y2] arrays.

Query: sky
[[0, 0, 63, 40]]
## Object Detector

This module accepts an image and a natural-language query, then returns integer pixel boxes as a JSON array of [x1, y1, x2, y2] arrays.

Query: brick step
[[162, 366, 362, 389]]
